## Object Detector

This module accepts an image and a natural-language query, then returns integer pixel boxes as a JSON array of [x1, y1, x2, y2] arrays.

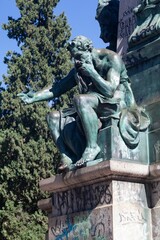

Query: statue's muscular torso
[[91, 48, 126, 81]]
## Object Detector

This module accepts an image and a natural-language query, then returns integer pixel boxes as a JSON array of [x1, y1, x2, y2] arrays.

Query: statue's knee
[[46, 111, 60, 127], [74, 95, 87, 109]]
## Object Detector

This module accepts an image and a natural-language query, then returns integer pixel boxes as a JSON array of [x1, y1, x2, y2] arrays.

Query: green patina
[[18, 35, 150, 172]]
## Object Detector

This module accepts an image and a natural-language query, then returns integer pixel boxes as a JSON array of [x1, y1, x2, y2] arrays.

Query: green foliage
[[0, 81, 5, 118], [0, 0, 72, 239], [0, 200, 47, 240]]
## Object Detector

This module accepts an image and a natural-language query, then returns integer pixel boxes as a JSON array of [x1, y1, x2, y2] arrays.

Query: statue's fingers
[[17, 93, 25, 97], [18, 95, 25, 99]]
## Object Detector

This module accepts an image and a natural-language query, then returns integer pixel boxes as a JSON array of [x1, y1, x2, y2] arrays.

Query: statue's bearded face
[[68, 36, 93, 69], [69, 36, 93, 55]]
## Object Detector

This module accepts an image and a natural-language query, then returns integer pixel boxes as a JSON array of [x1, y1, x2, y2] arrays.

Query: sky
[[0, 0, 106, 81]]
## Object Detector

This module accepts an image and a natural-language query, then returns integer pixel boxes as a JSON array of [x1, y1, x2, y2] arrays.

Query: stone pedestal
[[97, 118, 149, 165], [39, 161, 160, 240], [49, 180, 151, 240], [39, 160, 160, 240]]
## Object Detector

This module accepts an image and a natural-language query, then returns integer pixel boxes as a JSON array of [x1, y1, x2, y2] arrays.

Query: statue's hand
[[17, 90, 35, 104], [79, 62, 95, 77]]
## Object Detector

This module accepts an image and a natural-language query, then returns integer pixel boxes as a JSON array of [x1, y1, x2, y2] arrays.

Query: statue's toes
[[75, 159, 86, 168]]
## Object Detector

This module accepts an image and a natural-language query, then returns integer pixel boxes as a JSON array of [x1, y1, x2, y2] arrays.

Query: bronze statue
[[18, 36, 149, 172], [95, 0, 119, 51]]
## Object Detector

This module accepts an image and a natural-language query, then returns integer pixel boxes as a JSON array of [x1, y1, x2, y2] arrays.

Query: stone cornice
[[39, 159, 150, 193]]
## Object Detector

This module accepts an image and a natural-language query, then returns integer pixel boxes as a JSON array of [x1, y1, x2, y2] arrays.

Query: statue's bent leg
[[73, 94, 101, 167], [46, 111, 73, 170]]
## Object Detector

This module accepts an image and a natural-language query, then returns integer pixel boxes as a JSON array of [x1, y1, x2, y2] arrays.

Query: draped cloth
[[118, 107, 150, 149]]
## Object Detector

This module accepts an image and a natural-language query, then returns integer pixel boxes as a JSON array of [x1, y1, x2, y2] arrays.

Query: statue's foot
[[75, 145, 100, 168], [58, 154, 73, 173], [58, 163, 69, 171]]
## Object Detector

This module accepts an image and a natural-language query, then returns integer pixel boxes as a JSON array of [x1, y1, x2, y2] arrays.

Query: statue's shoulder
[[95, 48, 122, 63]]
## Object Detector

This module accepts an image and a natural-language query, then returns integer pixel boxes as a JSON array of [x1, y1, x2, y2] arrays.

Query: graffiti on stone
[[113, 181, 150, 240], [51, 216, 75, 240], [50, 215, 91, 240], [119, 209, 146, 225], [113, 181, 147, 207], [116, 208, 149, 240], [52, 182, 112, 217], [49, 207, 112, 240]]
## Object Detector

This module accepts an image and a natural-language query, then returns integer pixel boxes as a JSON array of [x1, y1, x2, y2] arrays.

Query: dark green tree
[[0, 81, 4, 118], [0, 0, 72, 239]]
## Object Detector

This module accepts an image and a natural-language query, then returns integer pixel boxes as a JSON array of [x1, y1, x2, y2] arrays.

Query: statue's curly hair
[[69, 36, 93, 52]]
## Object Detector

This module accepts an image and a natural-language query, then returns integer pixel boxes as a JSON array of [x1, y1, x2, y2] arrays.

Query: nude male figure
[[18, 35, 136, 171]]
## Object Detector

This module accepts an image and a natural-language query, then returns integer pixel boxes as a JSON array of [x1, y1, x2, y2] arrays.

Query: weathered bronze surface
[[18, 36, 150, 172], [95, 0, 119, 51]]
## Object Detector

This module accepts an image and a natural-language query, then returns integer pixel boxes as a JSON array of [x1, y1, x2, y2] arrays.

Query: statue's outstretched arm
[[18, 69, 76, 104], [17, 85, 54, 104], [51, 68, 76, 97]]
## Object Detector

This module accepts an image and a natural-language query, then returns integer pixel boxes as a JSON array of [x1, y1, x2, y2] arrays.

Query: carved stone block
[[112, 181, 151, 240], [97, 118, 149, 164]]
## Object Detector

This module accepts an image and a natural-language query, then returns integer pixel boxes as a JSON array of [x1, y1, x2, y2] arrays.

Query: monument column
[[117, 1, 160, 239]]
